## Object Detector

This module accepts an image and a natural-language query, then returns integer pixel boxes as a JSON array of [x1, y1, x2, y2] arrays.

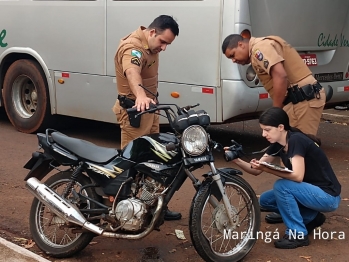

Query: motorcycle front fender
[[24, 152, 55, 181]]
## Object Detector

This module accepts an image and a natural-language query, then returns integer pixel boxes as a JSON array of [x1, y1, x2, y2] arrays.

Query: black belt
[[283, 82, 322, 106]]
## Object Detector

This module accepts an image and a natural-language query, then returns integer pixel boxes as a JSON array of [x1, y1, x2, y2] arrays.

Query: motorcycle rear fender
[[202, 167, 244, 201], [23, 151, 56, 181]]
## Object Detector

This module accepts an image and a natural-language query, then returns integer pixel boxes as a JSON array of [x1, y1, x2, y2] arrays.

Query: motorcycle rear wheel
[[189, 177, 261, 262], [29, 171, 100, 258]]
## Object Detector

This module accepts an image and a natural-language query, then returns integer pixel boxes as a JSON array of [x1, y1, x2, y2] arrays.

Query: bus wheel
[[3, 59, 51, 133]]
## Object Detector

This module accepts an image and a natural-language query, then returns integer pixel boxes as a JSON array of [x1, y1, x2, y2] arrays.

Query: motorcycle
[[24, 102, 261, 262]]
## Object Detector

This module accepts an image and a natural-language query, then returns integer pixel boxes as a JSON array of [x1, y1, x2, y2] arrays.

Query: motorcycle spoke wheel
[[190, 178, 260, 262], [201, 182, 254, 255], [34, 180, 88, 248], [29, 171, 100, 258]]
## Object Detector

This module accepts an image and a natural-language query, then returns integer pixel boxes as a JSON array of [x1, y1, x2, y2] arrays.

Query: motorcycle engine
[[114, 177, 164, 232], [114, 198, 147, 231], [139, 177, 163, 206]]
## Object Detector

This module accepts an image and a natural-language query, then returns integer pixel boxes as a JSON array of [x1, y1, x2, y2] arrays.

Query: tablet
[[259, 161, 293, 173]]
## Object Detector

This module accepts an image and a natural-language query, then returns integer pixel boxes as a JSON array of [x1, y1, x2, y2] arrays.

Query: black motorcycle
[[24, 102, 260, 262]]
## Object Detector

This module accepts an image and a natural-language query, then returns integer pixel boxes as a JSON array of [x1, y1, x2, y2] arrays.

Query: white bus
[[1, 0, 349, 133]]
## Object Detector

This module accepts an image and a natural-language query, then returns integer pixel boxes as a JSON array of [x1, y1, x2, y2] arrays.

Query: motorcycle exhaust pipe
[[26, 177, 104, 235]]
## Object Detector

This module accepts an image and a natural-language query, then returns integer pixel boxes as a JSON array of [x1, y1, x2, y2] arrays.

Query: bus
[[1, 0, 349, 133]]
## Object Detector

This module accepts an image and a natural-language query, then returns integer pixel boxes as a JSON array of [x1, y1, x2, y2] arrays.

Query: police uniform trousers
[[283, 88, 325, 136], [113, 101, 159, 149]]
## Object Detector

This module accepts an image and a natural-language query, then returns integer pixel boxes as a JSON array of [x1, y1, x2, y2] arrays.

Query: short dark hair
[[148, 15, 179, 37], [221, 34, 245, 53]]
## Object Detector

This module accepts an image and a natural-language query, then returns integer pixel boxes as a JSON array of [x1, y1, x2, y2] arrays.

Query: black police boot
[[265, 212, 283, 224], [164, 209, 182, 221], [274, 234, 309, 249]]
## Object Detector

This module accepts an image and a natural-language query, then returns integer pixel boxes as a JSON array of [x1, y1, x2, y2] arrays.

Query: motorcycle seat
[[51, 132, 119, 163]]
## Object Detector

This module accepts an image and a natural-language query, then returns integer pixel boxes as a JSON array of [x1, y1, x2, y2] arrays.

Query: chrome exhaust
[[26, 177, 104, 235]]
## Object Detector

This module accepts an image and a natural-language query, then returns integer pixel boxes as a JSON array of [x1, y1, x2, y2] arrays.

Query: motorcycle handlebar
[[126, 103, 199, 117], [126, 103, 158, 116]]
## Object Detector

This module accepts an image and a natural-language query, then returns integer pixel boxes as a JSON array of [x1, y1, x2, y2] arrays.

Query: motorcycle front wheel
[[29, 171, 100, 258], [189, 177, 261, 262]]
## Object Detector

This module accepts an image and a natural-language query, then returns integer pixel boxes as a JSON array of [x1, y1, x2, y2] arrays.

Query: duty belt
[[283, 82, 322, 106], [118, 95, 135, 109]]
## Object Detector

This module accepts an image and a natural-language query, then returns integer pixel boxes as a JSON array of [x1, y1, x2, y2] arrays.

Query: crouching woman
[[226, 107, 341, 249]]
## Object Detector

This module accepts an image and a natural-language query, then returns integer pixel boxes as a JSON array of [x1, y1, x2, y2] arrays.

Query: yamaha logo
[[193, 156, 208, 162]]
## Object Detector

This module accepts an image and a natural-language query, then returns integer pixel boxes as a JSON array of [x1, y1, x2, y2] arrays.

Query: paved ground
[[0, 106, 348, 261]]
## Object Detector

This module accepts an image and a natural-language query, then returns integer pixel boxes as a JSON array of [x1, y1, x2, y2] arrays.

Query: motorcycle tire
[[29, 171, 101, 258], [189, 176, 261, 262]]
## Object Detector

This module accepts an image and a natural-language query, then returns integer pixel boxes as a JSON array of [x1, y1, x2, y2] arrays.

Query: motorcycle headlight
[[181, 125, 208, 156]]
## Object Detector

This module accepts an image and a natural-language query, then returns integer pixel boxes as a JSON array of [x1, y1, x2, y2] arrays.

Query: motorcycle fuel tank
[[121, 133, 181, 164]]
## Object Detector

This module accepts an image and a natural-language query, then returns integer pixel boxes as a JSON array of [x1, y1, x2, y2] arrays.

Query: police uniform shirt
[[249, 36, 314, 98], [115, 26, 159, 100]]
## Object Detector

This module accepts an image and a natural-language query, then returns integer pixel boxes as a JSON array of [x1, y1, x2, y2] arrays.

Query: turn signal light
[[241, 29, 251, 39], [171, 92, 180, 98], [58, 79, 65, 84]]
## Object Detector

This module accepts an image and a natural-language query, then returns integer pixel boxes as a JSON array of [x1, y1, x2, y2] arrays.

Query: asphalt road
[[0, 107, 349, 262]]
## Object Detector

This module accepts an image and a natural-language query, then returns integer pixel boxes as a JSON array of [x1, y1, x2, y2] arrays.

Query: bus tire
[[3, 59, 51, 133]]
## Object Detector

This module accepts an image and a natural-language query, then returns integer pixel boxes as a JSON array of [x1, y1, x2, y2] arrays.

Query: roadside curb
[[0, 237, 51, 262], [321, 111, 349, 124]]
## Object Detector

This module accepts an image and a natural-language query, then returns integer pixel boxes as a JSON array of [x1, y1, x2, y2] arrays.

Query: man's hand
[[135, 96, 156, 112]]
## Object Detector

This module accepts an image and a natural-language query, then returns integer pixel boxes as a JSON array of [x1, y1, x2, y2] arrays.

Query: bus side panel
[[54, 74, 219, 124], [106, 0, 222, 86], [0, 1, 105, 75], [220, 0, 262, 120], [248, 0, 349, 51], [106, 0, 222, 120], [249, 0, 349, 107], [54, 72, 117, 123], [158, 82, 217, 123], [221, 80, 262, 121]]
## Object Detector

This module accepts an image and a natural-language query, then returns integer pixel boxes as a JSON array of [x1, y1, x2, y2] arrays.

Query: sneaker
[[274, 234, 309, 249], [306, 212, 326, 234], [265, 212, 283, 224]]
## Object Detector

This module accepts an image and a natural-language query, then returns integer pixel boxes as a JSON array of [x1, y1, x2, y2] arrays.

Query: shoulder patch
[[131, 57, 141, 66], [264, 59, 269, 69], [254, 49, 263, 61], [131, 49, 142, 59]]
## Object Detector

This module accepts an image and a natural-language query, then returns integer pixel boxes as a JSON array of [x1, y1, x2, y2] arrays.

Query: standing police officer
[[221, 34, 326, 224], [112, 15, 181, 221], [222, 34, 325, 136]]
